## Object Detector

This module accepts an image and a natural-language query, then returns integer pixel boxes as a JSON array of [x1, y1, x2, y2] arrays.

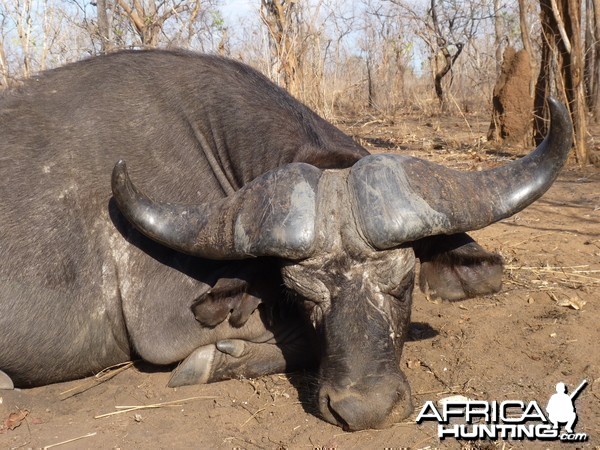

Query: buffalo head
[[111, 98, 571, 430]]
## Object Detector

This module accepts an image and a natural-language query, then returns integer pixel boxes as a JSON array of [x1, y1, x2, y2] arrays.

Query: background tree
[[429, 0, 464, 111], [0, 0, 66, 85], [391, 0, 500, 112], [518, 0, 536, 94], [260, 0, 303, 98], [584, 0, 599, 121], [96, 0, 112, 53], [534, 0, 590, 164], [112, 0, 200, 47], [356, 0, 410, 114]]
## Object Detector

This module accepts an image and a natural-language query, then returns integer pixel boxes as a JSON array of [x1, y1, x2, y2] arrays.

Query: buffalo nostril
[[320, 389, 387, 431], [322, 394, 350, 431]]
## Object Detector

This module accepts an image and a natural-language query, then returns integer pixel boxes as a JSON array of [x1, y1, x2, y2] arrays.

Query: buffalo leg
[[168, 321, 316, 387]]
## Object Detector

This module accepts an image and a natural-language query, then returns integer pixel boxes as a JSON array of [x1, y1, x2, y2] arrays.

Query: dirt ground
[[1, 111, 599, 449]]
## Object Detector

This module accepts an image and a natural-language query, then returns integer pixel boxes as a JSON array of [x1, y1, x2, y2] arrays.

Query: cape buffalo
[[0, 50, 571, 431]]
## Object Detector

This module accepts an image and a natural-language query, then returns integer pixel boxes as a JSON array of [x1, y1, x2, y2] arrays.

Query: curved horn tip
[[111, 160, 129, 191], [544, 96, 573, 153], [547, 96, 567, 117], [113, 159, 127, 175]]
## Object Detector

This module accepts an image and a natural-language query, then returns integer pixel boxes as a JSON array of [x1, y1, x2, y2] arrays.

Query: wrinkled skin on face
[[282, 248, 415, 431]]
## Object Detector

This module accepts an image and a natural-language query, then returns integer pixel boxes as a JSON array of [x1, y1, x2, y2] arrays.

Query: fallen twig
[[240, 406, 267, 428], [60, 362, 134, 400], [95, 395, 216, 419], [43, 432, 97, 449]]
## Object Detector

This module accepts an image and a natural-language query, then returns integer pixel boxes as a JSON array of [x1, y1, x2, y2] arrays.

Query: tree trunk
[[534, 0, 553, 143], [366, 57, 375, 108], [584, 0, 600, 121], [534, 0, 590, 164], [560, 0, 588, 164], [260, 0, 302, 99], [429, 0, 463, 111], [493, 0, 504, 76], [433, 43, 463, 111], [97, 0, 112, 54], [0, 29, 10, 88]]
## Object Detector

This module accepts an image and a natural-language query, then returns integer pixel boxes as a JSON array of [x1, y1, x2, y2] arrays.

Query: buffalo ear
[[192, 278, 261, 328], [413, 233, 503, 301]]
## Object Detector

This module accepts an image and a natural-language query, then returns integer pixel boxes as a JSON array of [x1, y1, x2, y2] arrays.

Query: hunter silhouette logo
[[546, 380, 587, 434], [416, 380, 589, 442]]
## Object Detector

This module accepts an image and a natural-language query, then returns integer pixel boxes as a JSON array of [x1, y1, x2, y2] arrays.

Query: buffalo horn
[[349, 97, 573, 249], [111, 161, 321, 260]]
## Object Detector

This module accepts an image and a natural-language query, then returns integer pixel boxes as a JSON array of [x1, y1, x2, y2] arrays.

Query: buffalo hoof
[[0, 370, 14, 390], [168, 344, 217, 386], [168, 340, 289, 387]]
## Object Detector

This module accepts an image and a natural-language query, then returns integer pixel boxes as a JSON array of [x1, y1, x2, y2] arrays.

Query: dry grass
[[59, 362, 134, 400], [94, 395, 217, 419]]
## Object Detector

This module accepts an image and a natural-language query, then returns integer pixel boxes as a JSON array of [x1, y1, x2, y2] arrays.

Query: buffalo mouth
[[317, 373, 413, 431]]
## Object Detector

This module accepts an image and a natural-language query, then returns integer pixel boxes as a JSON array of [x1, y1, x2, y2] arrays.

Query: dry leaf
[[3, 409, 29, 430], [556, 297, 586, 310]]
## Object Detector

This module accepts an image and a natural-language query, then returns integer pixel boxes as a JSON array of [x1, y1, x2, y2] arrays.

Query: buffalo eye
[[386, 275, 414, 302]]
